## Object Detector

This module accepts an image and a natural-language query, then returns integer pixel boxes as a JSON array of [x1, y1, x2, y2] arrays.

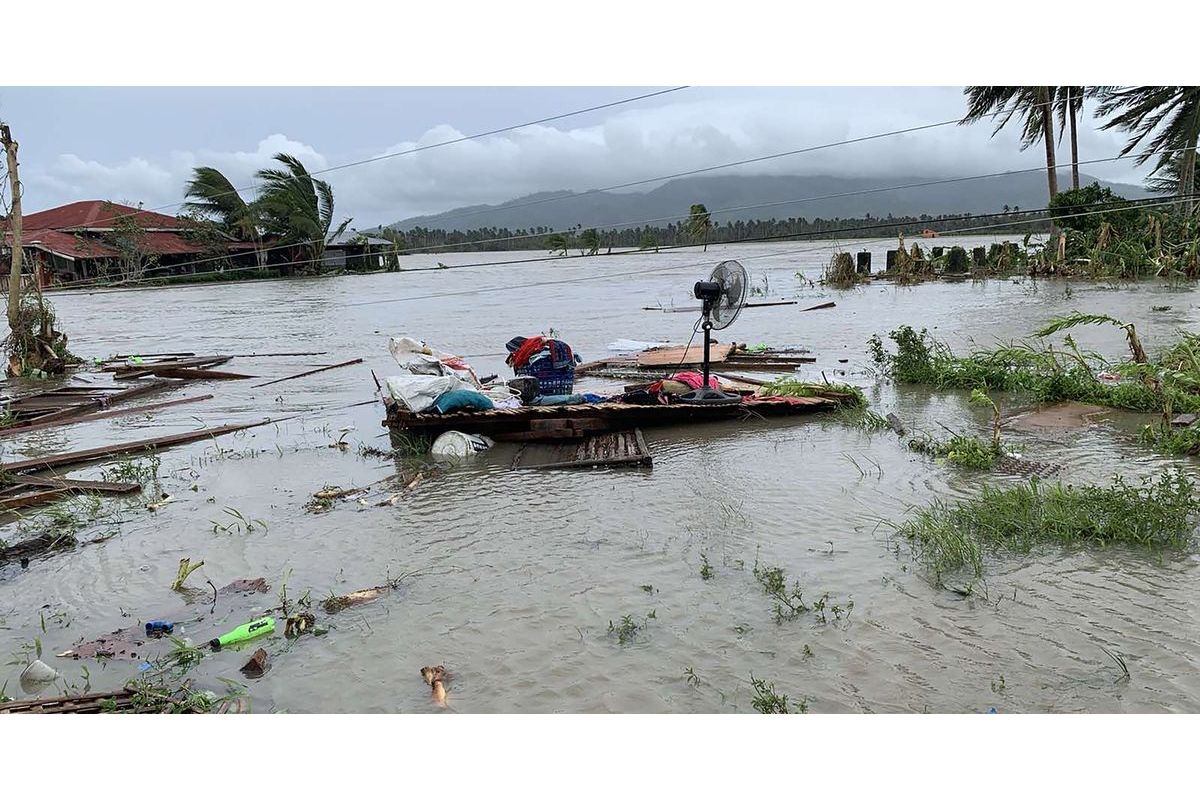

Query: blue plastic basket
[[514, 360, 576, 396]]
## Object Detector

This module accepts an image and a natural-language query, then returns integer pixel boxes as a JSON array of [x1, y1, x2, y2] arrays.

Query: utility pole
[[1, 122, 22, 333]]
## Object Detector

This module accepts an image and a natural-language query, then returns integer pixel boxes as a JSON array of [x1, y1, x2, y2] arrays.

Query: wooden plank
[[643, 300, 799, 312], [226, 351, 329, 358], [9, 476, 141, 494], [0, 488, 72, 511], [637, 344, 734, 367], [0, 689, 137, 714], [122, 367, 254, 381], [800, 301, 837, 311], [253, 358, 364, 389], [0, 417, 288, 474], [0, 394, 214, 439]]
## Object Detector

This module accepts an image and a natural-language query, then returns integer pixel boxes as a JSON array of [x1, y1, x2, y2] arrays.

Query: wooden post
[[885, 249, 898, 271], [972, 247, 987, 267], [947, 246, 968, 273], [2, 122, 22, 334]]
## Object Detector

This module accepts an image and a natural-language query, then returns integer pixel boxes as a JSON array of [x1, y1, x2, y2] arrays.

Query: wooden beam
[[8, 475, 141, 494], [121, 367, 253, 381], [0, 417, 289, 474], [0, 488, 72, 511], [0, 394, 214, 439], [253, 358, 363, 388]]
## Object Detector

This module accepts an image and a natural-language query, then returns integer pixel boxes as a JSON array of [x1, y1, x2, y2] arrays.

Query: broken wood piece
[[637, 344, 734, 367], [9, 476, 139, 493], [0, 487, 73, 512], [220, 578, 270, 595], [0, 531, 76, 563], [0, 416, 288, 474], [240, 648, 269, 678], [225, 351, 329, 358], [117, 367, 254, 381], [886, 413, 906, 435], [800, 301, 837, 311], [1170, 413, 1197, 428], [420, 665, 448, 706], [516, 429, 652, 470], [252, 358, 364, 389], [0, 394, 214, 439], [322, 585, 388, 614], [0, 689, 138, 714], [57, 627, 146, 660]]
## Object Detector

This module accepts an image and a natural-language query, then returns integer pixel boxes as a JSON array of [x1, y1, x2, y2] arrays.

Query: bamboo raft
[[384, 394, 838, 443]]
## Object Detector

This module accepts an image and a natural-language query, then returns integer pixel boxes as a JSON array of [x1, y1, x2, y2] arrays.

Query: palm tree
[[1096, 87, 1200, 213], [961, 86, 1059, 202], [1055, 87, 1089, 190], [544, 232, 570, 256], [1145, 152, 1193, 196], [183, 166, 265, 264], [579, 228, 600, 255], [687, 203, 713, 251], [254, 153, 351, 273]]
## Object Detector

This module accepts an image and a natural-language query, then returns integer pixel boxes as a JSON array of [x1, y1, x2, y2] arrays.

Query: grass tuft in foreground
[[895, 471, 1200, 583]]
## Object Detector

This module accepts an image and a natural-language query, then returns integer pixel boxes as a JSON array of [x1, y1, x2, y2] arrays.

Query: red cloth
[[670, 371, 719, 390], [507, 336, 547, 369]]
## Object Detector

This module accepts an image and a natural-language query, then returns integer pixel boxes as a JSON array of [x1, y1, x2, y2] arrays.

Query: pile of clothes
[[615, 371, 733, 406], [385, 336, 518, 414], [504, 335, 580, 371], [384, 334, 604, 415]]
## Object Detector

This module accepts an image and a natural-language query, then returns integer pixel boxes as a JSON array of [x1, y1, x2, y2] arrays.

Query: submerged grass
[[895, 471, 1200, 583], [908, 433, 1002, 468], [869, 318, 1200, 420]]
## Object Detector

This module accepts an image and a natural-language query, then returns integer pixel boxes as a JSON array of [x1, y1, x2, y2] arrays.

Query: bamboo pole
[[2, 122, 22, 335]]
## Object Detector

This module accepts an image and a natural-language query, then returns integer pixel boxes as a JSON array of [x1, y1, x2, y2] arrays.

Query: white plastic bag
[[385, 374, 468, 413], [389, 335, 480, 386]]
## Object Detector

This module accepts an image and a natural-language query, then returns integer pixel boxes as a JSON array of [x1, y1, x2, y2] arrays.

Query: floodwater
[[3, 236, 1200, 713]]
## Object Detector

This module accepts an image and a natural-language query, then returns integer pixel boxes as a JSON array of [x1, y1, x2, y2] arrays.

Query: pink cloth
[[670, 371, 719, 390]]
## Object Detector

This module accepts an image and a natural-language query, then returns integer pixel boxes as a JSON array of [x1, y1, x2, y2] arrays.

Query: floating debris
[[421, 665, 448, 706], [240, 647, 269, 678]]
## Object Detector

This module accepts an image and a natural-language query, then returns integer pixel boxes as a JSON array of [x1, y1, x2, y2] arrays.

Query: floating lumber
[[106, 355, 232, 376], [119, 367, 254, 381], [0, 380, 172, 428], [0, 487, 73, 512], [0, 531, 75, 562], [0, 689, 137, 714], [0, 394, 213, 439], [226, 350, 329, 358], [386, 396, 838, 443], [515, 429, 652, 469], [637, 344, 735, 367], [800, 301, 837, 311], [642, 300, 800, 312], [8, 475, 141, 494], [0, 417, 286, 474], [253, 358, 364, 388]]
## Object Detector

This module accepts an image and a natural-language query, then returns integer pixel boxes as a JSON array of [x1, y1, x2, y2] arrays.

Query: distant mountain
[[383, 172, 1150, 232]]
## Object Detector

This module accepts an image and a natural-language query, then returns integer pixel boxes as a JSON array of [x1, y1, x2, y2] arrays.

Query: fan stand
[[677, 297, 742, 406]]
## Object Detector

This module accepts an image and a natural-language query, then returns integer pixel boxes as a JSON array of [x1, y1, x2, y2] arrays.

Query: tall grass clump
[[895, 471, 1200, 583], [823, 252, 861, 289]]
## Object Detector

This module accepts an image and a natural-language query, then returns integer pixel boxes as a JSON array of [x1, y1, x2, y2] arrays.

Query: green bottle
[[209, 616, 275, 650]]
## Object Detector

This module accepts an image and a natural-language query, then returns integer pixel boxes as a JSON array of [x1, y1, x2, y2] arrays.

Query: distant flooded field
[[3, 237, 1200, 713]]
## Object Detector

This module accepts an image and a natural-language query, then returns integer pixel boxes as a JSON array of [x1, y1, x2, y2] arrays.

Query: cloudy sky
[[0, 86, 1150, 228]]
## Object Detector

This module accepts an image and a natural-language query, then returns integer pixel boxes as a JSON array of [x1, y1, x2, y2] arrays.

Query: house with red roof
[[1, 200, 257, 287]]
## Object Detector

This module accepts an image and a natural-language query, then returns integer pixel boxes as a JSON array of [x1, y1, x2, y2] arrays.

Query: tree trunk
[[1181, 144, 1197, 217], [1040, 87, 1059, 203], [2, 123, 22, 333], [1068, 90, 1080, 190]]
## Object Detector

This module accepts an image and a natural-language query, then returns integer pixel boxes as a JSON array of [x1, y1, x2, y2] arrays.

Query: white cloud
[[21, 91, 1148, 227]]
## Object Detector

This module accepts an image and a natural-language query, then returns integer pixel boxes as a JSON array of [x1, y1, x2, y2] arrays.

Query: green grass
[[758, 378, 865, 407], [1139, 423, 1200, 455], [908, 433, 1002, 469], [749, 674, 806, 713], [868, 320, 1200, 419], [895, 471, 1200, 583]]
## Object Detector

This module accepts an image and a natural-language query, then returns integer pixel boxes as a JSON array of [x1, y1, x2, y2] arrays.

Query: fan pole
[[701, 316, 713, 390]]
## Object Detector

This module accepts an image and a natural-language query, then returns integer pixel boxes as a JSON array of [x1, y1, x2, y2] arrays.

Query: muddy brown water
[[3, 237, 1200, 713]]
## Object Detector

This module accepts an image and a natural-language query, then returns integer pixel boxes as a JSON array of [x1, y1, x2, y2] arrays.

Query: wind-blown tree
[[183, 166, 265, 265], [687, 203, 712, 251], [961, 86, 1059, 203], [254, 153, 351, 274], [544, 232, 570, 256], [1096, 86, 1200, 214], [579, 228, 600, 255], [1145, 152, 1194, 197]]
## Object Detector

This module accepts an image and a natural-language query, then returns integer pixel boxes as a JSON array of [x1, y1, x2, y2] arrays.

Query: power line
[[25, 86, 691, 234], [54, 135, 1183, 292], [60, 194, 1195, 299]]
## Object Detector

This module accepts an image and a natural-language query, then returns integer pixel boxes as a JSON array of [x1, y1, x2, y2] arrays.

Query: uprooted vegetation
[[906, 389, 1007, 469], [894, 470, 1200, 585], [869, 316, 1200, 442]]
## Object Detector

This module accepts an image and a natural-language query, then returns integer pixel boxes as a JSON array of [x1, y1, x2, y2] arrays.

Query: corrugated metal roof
[[19, 200, 189, 231]]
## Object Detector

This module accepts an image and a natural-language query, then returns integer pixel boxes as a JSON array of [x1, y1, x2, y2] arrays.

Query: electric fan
[[679, 260, 748, 405]]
